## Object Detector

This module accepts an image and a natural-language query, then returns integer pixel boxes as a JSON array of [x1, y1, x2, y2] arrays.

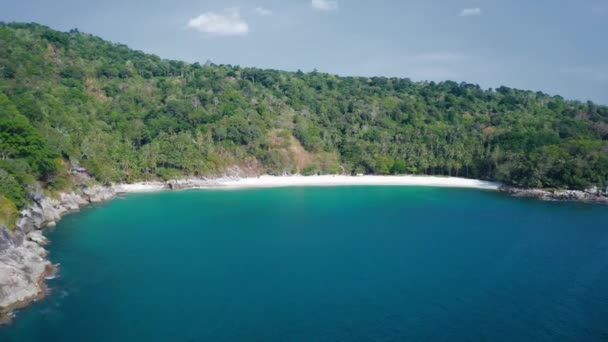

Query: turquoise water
[[2, 187, 608, 341]]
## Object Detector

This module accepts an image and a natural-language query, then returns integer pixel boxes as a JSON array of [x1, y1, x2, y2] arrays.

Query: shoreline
[[500, 186, 608, 204], [0, 174, 499, 323], [114, 175, 502, 193], [1, 174, 606, 324], [0, 264, 56, 325]]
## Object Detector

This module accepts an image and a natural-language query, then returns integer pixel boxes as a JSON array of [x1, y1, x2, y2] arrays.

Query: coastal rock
[[501, 186, 608, 204], [0, 240, 52, 317], [585, 186, 599, 195], [0, 184, 118, 322], [82, 186, 115, 203], [113, 182, 167, 193], [60, 192, 89, 211], [168, 178, 204, 190], [167, 177, 243, 190], [27, 231, 48, 245], [40, 197, 65, 223], [26, 188, 45, 204], [16, 207, 43, 234], [16, 197, 65, 233], [0, 227, 16, 251]]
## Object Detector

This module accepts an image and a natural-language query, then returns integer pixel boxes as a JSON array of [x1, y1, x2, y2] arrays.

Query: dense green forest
[[1, 23, 607, 226]]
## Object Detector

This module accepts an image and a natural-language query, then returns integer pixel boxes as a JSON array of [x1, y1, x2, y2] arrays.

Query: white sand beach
[[114, 175, 501, 193]]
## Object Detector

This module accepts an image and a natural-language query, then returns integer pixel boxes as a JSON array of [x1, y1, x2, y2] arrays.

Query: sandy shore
[[114, 175, 501, 193]]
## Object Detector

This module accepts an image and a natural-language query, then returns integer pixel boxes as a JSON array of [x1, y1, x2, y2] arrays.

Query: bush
[[0, 195, 19, 229], [157, 168, 182, 181], [0, 168, 27, 209], [302, 164, 319, 176]]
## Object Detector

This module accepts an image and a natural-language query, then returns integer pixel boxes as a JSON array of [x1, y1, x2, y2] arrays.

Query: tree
[[0, 21, 605, 203]]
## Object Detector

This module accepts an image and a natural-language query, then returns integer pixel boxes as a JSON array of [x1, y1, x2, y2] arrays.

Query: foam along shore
[[114, 175, 502, 193]]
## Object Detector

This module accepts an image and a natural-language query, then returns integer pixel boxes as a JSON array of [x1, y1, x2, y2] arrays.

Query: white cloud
[[187, 8, 249, 36], [312, 0, 338, 11], [254, 7, 272, 16], [460, 8, 482, 17]]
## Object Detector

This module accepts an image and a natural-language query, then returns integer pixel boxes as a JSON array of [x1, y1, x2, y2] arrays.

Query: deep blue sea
[[2, 187, 608, 341]]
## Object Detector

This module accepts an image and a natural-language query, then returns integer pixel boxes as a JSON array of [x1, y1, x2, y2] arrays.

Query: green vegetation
[[0, 194, 18, 228], [1, 23, 607, 222]]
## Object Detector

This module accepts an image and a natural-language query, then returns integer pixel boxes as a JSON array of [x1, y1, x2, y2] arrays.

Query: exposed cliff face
[[0, 185, 116, 323]]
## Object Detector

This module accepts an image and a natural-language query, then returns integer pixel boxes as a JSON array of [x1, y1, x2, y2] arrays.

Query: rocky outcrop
[[501, 186, 608, 204], [27, 231, 48, 245], [16, 197, 64, 233], [0, 241, 54, 323], [167, 178, 230, 190], [0, 227, 21, 252], [59, 192, 89, 211], [82, 186, 115, 203], [0, 184, 118, 322]]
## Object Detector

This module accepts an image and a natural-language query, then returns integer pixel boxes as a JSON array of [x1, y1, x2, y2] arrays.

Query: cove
[[1, 187, 608, 341]]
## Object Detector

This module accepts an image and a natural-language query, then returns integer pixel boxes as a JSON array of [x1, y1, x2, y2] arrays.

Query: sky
[[1, 0, 608, 104]]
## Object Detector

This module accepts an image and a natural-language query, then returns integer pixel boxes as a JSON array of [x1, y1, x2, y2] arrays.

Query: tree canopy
[[1, 23, 607, 225]]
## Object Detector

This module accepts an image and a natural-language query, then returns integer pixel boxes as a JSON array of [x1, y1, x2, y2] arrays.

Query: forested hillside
[[1, 23, 607, 226]]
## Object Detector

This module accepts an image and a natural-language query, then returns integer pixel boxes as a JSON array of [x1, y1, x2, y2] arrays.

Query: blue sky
[[2, 0, 608, 104]]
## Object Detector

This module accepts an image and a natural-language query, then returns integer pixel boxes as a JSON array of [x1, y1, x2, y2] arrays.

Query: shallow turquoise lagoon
[[2, 187, 608, 341]]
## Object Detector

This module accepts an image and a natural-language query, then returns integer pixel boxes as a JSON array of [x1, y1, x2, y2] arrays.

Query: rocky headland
[[500, 186, 608, 204], [0, 184, 116, 323]]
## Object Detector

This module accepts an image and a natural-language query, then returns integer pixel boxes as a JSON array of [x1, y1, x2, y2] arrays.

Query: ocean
[[2, 186, 608, 341]]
